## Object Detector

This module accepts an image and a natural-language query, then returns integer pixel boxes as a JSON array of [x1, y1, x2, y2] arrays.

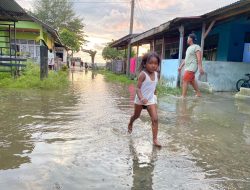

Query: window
[[11, 39, 40, 62], [165, 41, 179, 59], [28, 40, 35, 45], [203, 34, 219, 61]]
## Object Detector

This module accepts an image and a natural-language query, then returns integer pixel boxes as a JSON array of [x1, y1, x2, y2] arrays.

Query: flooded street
[[0, 70, 250, 190]]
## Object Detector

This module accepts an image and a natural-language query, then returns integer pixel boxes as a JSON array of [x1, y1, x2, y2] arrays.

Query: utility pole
[[126, 0, 135, 76]]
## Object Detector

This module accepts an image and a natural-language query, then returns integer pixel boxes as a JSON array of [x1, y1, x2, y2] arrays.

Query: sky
[[16, 0, 239, 64]]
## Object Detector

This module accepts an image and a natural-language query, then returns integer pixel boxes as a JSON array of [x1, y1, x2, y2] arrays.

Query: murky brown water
[[0, 69, 250, 190]]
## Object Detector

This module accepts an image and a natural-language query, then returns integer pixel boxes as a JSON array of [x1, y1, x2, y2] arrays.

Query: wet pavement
[[0, 69, 250, 190]]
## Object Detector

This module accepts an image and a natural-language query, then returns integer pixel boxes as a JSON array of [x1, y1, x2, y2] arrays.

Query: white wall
[[197, 61, 250, 92], [161, 60, 250, 92]]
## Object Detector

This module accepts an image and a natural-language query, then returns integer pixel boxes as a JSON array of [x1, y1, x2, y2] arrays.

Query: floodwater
[[0, 69, 250, 190]]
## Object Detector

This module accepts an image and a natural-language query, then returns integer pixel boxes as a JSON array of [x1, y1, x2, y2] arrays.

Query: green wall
[[0, 20, 55, 52]]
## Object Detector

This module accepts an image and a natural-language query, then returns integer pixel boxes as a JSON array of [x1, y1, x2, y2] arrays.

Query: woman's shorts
[[183, 71, 195, 82]]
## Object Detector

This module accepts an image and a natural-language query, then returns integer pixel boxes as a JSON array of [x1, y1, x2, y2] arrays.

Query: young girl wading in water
[[128, 52, 161, 147]]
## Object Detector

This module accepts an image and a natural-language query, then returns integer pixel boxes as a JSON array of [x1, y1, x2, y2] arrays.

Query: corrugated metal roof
[[130, 0, 250, 45], [203, 0, 248, 18], [110, 34, 139, 48], [0, 0, 26, 13], [130, 17, 202, 44], [0, 0, 29, 21], [0, 0, 62, 44]]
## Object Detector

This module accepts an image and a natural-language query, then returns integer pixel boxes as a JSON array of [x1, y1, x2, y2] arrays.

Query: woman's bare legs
[[191, 80, 202, 97]]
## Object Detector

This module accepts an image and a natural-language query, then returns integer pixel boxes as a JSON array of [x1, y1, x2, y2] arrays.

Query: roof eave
[[110, 34, 139, 48], [131, 17, 202, 44]]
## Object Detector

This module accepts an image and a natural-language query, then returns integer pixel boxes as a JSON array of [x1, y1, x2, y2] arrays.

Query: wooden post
[[124, 47, 127, 74], [177, 25, 184, 87], [178, 25, 184, 67], [160, 36, 165, 77], [40, 43, 48, 80], [201, 21, 216, 58], [126, 0, 135, 76], [136, 44, 139, 74], [126, 43, 131, 75], [161, 36, 165, 60], [152, 39, 155, 52], [201, 22, 206, 58]]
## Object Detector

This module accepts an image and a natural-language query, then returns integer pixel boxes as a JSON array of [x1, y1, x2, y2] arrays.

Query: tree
[[82, 49, 97, 66], [102, 45, 126, 61], [102, 43, 136, 61], [32, 0, 86, 52], [59, 29, 80, 53]]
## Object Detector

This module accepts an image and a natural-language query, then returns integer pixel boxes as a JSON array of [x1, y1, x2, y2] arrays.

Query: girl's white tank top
[[134, 71, 158, 105]]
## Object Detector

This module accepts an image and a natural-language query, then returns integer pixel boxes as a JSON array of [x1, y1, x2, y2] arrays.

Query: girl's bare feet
[[195, 92, 202, 97], [153, 139, 162, 147], [128, 124, 133, 134]]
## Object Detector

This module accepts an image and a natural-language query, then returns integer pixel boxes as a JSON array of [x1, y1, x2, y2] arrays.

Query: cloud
[[101, 9, 145, 33], [139, 0, 178, 11], [16, 0, 33, 10], [16, 0, 239, 63]]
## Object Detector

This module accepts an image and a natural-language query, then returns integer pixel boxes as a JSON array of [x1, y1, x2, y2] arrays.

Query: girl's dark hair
[[139, 51, 161, 72]]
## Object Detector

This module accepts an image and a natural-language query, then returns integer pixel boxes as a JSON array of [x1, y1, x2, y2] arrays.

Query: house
[[0, 0, 66, 67], [109, 34, 139, 74], [111, 0, 250, 92]]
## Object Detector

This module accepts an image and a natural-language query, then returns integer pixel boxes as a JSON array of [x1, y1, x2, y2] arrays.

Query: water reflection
[[129, 139, 158, 190], [0, 89, 79, 170], [85, 69, 88, 75], [176, 98, 199, 127], [91, 71, 97, 79], [235, 99, 250, 146], [0, 125, 33, 170], [0, 71, 250, 189]]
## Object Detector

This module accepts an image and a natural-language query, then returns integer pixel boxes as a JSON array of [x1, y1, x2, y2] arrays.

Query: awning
[[131, 17, 202, 45], [0, 0, 62, 45], [110, 34, 139, 48]]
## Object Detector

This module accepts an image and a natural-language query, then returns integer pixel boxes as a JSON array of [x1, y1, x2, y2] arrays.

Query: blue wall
[[161, 59, 179, 87], [203, 21, 231, 61], [228, 23, 250, 62], [194, 16, 250, 62]]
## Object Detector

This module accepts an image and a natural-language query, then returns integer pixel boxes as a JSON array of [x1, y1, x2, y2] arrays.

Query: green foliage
[[102, 45, 126, 61], [0, 62, 69, 89], [99, 70, 182, 96], [98, 70, 136, 84], [32, 0, 86, 51], [156, 85, 182, 96], [32, 0, 74, 29], [61, 65, 68, 71], [102, 42, 137, 61], [60, 29, 80, 52]]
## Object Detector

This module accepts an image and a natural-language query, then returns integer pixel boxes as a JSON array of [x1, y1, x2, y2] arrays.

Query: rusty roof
[[110, 34, 139, 48], [130, 0, 250, 45], [130, 17, 202, 44], [0, 0, 29, 21], [0, 0, 62, 45], [203, 0, 249, 19]]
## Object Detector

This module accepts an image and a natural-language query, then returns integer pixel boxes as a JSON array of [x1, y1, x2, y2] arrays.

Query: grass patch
[[98, 69, 136, 84], [99, 69, 182, 96], [157, 84, 182, 96], [0, 62, 69, 89]]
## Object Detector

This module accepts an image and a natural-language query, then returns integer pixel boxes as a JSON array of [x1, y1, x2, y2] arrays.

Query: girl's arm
[[136, 72, 146, 100]]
